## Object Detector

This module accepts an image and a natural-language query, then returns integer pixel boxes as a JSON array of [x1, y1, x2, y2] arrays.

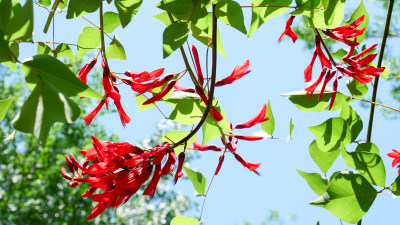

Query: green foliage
[[55, 43, 75, 59], [12, 55, 102, 144], [346, 78, 368, 99], [289, 118, 295, 139], [341, 144, 386, 187], [0, 96, 14, 122], [309, 140, 340, 174], [281, 89, 334, 112], [307, 0, 346, 29], [170, 216, 201, 225], [163, 22, 189, 58], [296, 169, 328, 196], [310, 171, 377, 224], [344, 0, 369, 43], [105, 35, 127, 60], [215, 0, 247, 35], [162, 130, 197, 155], [37, 42, 52, 55], [202, 106, 230, 144], [4, 0, 33, 42], [66, 0, 101, 19], [390, 175, 400, 196], [262, 100, 275, 136], [77, 26, 101, 59], [103, 11, 122, 33], [339, 103, 363, 141], [308, 117, 352, 152], [183, 166, 207, 195], [169, 98, 203, 125], [136, 94, 158, 111], [114, 0, 142, 28]]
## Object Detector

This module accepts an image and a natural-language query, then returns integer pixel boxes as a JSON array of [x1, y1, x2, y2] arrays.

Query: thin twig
[[339, 92, 400, 113], [241, 5, 323, 10]]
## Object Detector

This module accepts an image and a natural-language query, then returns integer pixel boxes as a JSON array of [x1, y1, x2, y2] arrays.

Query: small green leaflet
[[103, 11, 121, 33], [296, 169, 328, 196], [169, 98, 203, 125], [0, 97, 15, 122], [202, 106, 230, 145], [55, 43, 75, 59], [162, 130, 197, 155], [66, 0, 101, 19], [308, 117, 352, 152], [215, 0, 247, 35], [183, 166, 206, 195], [289, 118, 295, 139], [170, 216, 201, 225], [310, 171, 377, 224], [163, 22, 189, 58], [346, 78, 368, 98], [356, 142, 379, 154], [281, 88, 333, 112], [37, 42, 52, 55], [339, 103, 363, 142], [156, 0, 193, 19], [248, 0, 291, 38], [105, 35, 126, 60], [77, 26, 101, 59], [2, 42, 18, 71], [261, 100, 274, 136], [341, 144, 386, 187], [390, 175, 400, 196], [306, 0, 346, 29], [309, 140, 340, 174], [114, 0, 142, 28]]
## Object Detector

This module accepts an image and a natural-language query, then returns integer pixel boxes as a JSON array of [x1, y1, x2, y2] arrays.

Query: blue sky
[[18, 0, 400, 224]]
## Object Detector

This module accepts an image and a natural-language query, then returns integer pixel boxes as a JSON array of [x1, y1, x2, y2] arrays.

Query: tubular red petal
[[188, 141, 223, 151], [143, 80, 176, 105], [215, 60, 251, 87], [328, 79, 338, 110], [83, 100, 106, 125], [304, 50, 317, 82], [160, 151, 176, 176], [235, 103, 268, 129], [231, 134, 263, 141], [143, 165, 161, 198], [351, 44, 378, 60], [174, 152, 185, 184], [61, 168, 73, 180], [192, 45, 204, 85], [64, 155, 75, 173], [86, 202, 109, 220], [318, 70, 335, 101], [215, 155, 225, 175], [114, 100, 131, 127], [210, 107, 223, 121], [315, 36, 332, 69], [233, 153, 261, 175], [174, 82, 195, 93], [304, 68, 328, 94]]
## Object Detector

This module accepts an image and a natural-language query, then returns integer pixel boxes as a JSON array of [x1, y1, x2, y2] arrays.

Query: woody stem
[[172, 4, 218, 147], [366, 0, 394, 143]]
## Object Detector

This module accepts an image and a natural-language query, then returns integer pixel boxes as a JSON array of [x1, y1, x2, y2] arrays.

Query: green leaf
[[103, 11, 121, 33], [2, 41, 18, 70], [308, 117, 352, 152], [289, 118, 294, 138], [346, 78, 368, 98], [0, 0, 12, 31], [309, 140, 340, 174], [21, 55, 103, 99], [38, 0, 51, 6], [339, 103, 363, 142], [66, 0, 101, 19], [183, 166, 206, 195], [55, 43, 75, 59], [191, 12, 226, 57], [281, 89, 334, 112], [105, 35, 126, 60], [170, 216, 201, 225], [390, 175, 400, 196], [344, 0, 368, 43], [163, 22, 188, 58], [310, 171, 377, 224], [153, 11, 172, 26], [215, 0, 247, 35], [156, 0, 193, 18], [330, 48, 348, 60], [12, 83, 80, 145], [291, 0, 324, 17], [379, 67, 388, 79], [0, 97, 15, 122], [135, 95, 157, 112], [4, 0, 33, 41], [202, 106, 230, 144], [261, 100, 274, 136], [297, 169, 328, 196], [355, 142, 379, 155], [114, 0, 142, 28], [248, 0, 291, 38], [37, 42, 53, 55], [0, 32, 12, 62], [307, 0, 346, 29], [169, 98, 203, 125], [341, 144, 386, 187], [162, 130, 197, 155], [77, 26, 101, 59]]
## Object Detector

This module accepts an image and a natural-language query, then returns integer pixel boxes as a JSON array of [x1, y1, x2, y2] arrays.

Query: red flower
[[233, 153, 261, 175], [278, 16, 298, 43], [174, 82, 195, 93], [321, 15, 365, 47], [143, 80, 176, 105], [192, 45, 204, 86], [174, 152, 185, 184], [61, 137, 176, 220], [215, 60, 251, 86], [124, 68, 165, 83], [215, 155, 224, 175], [228, 134, 263, 141], [235, 104, 268, 129], [195, 85, 223, 121], [188, 141, 223, 152], [388, 149, 400, 173], [77, 58, 97, 84]]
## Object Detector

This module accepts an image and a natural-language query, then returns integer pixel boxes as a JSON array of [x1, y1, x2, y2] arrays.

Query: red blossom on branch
[[215, 60, 251, 87], [77, 58, 97, 84], [234, 103, 268, 129], [188, 141, 223, 151], [278, 16, 298, 43], [387, 149, 400, 174]]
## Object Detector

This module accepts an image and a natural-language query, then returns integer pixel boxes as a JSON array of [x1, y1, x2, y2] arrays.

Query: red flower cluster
[[278, 16, 298, 43], [387, 149, 400, 174], [302, 15, 385, 110], [187, 104, 268, 175], [62, 136, 178, 220]]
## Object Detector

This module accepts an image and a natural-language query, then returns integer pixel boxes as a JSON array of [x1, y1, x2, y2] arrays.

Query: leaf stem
[[338, 92, 400, 113], [99, 2, 109, 68], [366, 0, 394, 142]]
